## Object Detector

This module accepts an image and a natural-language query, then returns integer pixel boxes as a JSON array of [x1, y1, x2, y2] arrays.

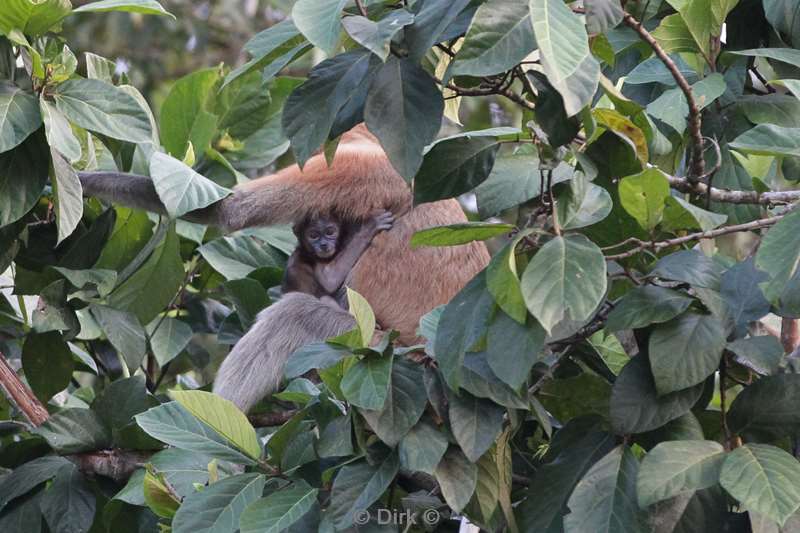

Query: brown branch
[[354, 0, 368, 17], [623, 13, 705, 182], [666, 175, 800, 205], [781, 318, 800, 354], [67, 449, 152, 482], [445, 82, 535, 110], [605, 213, 787, 261], [249, 410, 299, 427], [0, 352, 49, 426]]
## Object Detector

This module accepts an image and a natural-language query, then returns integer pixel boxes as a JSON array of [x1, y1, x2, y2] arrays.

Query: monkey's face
[[303, 217, 340, 259]]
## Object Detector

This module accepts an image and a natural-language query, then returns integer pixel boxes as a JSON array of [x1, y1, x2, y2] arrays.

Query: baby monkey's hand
[[369, 209, 395, 233]]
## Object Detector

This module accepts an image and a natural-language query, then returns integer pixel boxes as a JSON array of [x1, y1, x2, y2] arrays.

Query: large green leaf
[[486, 232, 528, 324], [521, 234, 607, 334], [0, 132, 48, 228], [108, 225, 184, 324], [732, 47, 800, 69], [557, 171, 613, 230], [52, 79, 153, 143], [342, 10, 415, 62], [610, 354, 705, 434], [282, 50, 376, 166], [239, 483, 318, 533], [529, 0, 600, 116], [0, 456, 70, 512], [486, 311, 545, 390], [411, 222, 514, 248], [727, 335, 784, 376], [40, 98, 80, 163], [637, 440, 725, 507], [50, 148, 83, 245], [662, 196, 728, 233], [199, 235, 284, 280], [0, 0, 71, 37], [405, 0, 471, 61], [651, 249, 723, 289], [755, 209, 800, 302], [584, 0, 624, 34], [94, 375, 159, 448], [172, 473, 265, 533], [606, 285, 694, 332], [0, 83, 40, 153], [447, 0, 536, 78], [448, 390, 505, 462], [147, 317, 193, 366], [135, 401, 257, 464], [728, 374, 800, 438], [33, 408, 112, 453], [223, 20, 307, 88], [149, 152, 231, 218], [72, 0, 174, 17], [21, 331, 73, 403], [364, 56, 443, 180], [564, 446, 648, 533], [730, 124, 800, 158], [618, 168, 670, 231], [171, 390, 260, 460], [328, 455, 399, 529], [292, 0, 348, 56], [398, 418, 449, 475], [340, 353, 392, 410], [89, 304, 147, 370], [435, 446, 478, 513], [360, 360, 427, 446], [720, 444, 800, 526], [649, 313, 726, 395], [647, 74, 726, 134], [159, 68, 221, 158], [40, 462, 96, 533]]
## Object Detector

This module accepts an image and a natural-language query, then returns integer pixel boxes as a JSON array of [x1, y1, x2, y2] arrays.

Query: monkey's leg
[[212, 292, 356, 412]]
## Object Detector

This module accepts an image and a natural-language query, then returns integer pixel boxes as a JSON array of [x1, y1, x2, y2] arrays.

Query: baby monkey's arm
[[314, 210, 394, 295]]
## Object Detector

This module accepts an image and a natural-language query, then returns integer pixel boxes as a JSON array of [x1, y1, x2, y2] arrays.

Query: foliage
[[3, 0, 800, 532]]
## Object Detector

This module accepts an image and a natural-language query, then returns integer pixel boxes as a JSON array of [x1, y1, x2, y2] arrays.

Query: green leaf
[[434, 271, 494, 389], [50, 147, 83, 245], [172, 473, 265, 533], [486, 232, 528, 324], [594, 108, 649, 164], [170, 390, 261, 461], [364, 56, 443, 180], [728, 374, 800, 438], [282, 50, 376, 166], [727, 335, 783, 376], [51, 267, 116, 296], [462, 352, 530, 409], [557, 171, 613, 230], [447, 0, 536, 78], [52, 78, 153, 143], [21, 331, 74, 403], [651, 249, 723, 289], [720, 444, 800, 526], [292, 0, 348, 56], [149, 152, 231, 218], [625, 54, 698, 85], [73, 0, 174, 18], [521, 234, 607, 334], [222, 20, 306, 88], [360, 360, 427, 446], [486, 311, 545, 390], [346, 288, 375, 347], [448, 390, 505, 462], [33, 408, 112, 453], [159, 68, 221, 158], [239, 483, 319, 533], [0, 456, 70, 512], [40, 463, 96, 533], [618, 168, 670, 231], [405, 0, 471, 62], [199, 235, 284, 280], [730, 124, 800, 157], [342, 10, 415, 62], [147, 317, 192, 366], [651, 14, 698, 54], [398, 418, 449, 475], [414, 135, 502, 203], [329, 455, 399, 529], [529, 0, 600, 116], [215, 71, 271, 140], [94, 375, 160, 447], [649, 313, 726, 395], [0, 83, 40, 153], [0, 132, 48, 228], [136, 401, 257, 464], [637, 440, 725, 507], [585, 0, 625, 34], [284, 342, 351, 379], [755, 209, 800, 302], [435, 446, 477, 513], [341, 352, 392, 410], [40, 99, 80, 163], [605, 285, 694, 332], [90, 304, 147, 370], [144, 467, 180, 518], [108, 225, 184, 324], [564, 446, 648, 533], [610, 354, 705, 434], [411, 222, 513, 248], [0, 0, 71, 37], [732, 47, 800, 69], [662, 196, 728, 232]]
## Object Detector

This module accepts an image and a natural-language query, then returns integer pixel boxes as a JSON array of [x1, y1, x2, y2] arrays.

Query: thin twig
[[623, 13, 705, 182], [354, 0, 368, 17], [0, 352, 49, 426], [445, 81, 536, 110], [720, 357, 732, 450], [605, 212, 788, 261]]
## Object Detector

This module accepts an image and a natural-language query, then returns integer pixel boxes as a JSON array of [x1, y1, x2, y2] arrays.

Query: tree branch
[[666, 174, 800, 205], [249, 410, 299, 427], [781, 318, 800, 354], [0, 352, 49, 426], [354, 0, 368, 17], [623, 12, 705, 182]]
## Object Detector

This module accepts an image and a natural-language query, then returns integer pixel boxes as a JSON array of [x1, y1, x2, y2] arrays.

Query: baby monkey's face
[[303, 217, 341, 259]]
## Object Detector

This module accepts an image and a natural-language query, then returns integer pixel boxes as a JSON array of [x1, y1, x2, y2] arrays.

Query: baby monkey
[[282, 210, 394, 309]]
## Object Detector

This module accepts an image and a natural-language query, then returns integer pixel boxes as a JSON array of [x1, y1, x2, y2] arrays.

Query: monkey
[[283, 210, 394, 309], [79, 124, 491, 412]]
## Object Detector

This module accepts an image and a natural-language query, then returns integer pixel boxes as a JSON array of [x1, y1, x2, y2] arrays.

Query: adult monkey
[[79, 125, 490, 411]]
